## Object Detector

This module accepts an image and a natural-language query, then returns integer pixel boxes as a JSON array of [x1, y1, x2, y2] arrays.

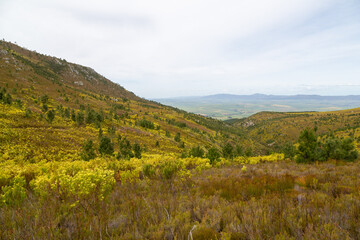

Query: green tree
[[322, 136, 358, 161], [42, 103, 48, 112], [282, 142, 296, 159], [189, 145, 204, 158], [133, 142, 142, 159], [206, 147, 221, 164], [222, 142, 234, 159], [46, 110, 55, 123], [98, 136, 114, 155], [81, 139, 96, 161], [76, 111, 84, 126], [174, 132, 181, 142], [71, 109, 76, 121], [296, 128, 321, 163], [118, 137, 133, 159]]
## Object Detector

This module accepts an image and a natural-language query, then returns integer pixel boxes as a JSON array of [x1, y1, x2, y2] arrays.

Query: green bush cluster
[[296, 128, 358, 163]]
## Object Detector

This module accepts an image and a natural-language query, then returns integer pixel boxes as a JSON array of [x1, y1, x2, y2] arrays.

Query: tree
[[98, 136, 114, 155], [296, 128, 321, 163], [222, 142, 234, 159], [42, 103, 48, 112], [76, 111, 84, 126], [322, 136, 358, 161], [118, 137, 133, 159], [81, 139, 96, 161], [133, 142, 142, 159], [189, 145, 204, 158], [46, 110, 55, 123], [282, 142, 296, 159], [174, 132, 181, 142], [206, 147, 220, 164]]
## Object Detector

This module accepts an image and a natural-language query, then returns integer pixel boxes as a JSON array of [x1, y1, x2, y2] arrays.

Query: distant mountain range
[[154, 94, 360, 119]]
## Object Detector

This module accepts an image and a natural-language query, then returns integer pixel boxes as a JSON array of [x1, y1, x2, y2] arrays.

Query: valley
[[0, 41, 359, 239]]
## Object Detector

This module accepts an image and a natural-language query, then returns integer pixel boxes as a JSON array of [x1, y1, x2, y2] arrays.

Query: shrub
[[138, 118, 155, 129], [133, 142, 142, 159], [81, 139, 96, 161], [99, 136, 114, 155], [222, 142, 234, 159], [76, 111, 84, 126], [46, 109, 55, 123], [161, 161, 178, 179], [174, 132, 181, 142], [0, 176, 26, 207], [189, 145, 204, 158], [142, 164, 155, 177], [296, 128, 321, 163], [206, 147, 221, 164], [282, 142, 296, 159], [118, 137, 133, 159]]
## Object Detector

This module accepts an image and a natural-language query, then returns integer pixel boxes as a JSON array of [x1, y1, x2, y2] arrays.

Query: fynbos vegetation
[[0, 40, 359, 239]]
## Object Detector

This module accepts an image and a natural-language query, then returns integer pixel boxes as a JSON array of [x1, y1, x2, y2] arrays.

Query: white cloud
[[0, 0, 360, 98]]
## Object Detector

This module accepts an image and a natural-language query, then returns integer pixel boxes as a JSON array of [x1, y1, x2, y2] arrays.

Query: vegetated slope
[[0, 40, 245, 158], [229, 108, 360, 152]]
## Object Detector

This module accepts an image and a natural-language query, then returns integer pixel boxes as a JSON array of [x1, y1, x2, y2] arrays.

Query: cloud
[[1, 0, 360, 98]]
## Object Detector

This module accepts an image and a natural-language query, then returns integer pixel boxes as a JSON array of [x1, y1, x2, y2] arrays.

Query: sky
[[1, 0, 360, 99]]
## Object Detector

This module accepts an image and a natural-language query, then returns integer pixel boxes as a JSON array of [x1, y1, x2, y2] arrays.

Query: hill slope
[[228, 108, 360, 152], [0, 40, 244, 159]]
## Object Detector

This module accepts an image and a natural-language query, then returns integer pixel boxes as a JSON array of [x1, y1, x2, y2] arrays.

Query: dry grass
[[1, 160, 359, 239]]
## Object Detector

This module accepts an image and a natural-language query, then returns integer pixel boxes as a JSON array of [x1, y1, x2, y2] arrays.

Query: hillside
[[0, 40, 245, 158], [155, 93, 360, 119], [1, 41, 360, 239], [228, 108, 360, 152]]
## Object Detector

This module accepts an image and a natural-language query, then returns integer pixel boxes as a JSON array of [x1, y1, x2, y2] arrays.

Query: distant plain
[[155, 94, 360, 119]]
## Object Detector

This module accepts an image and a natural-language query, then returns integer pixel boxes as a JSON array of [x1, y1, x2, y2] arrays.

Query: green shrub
[[189, 145, 204, 158], [206, 147, 220, 164], [99, 136, 114, 155], [81, 139, 96, 161], [0, 176, 26, 207]]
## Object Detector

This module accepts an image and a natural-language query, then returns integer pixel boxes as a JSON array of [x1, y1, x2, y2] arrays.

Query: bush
[[99, 136, 114, 155], [282, 142, 296, 159], [138, 118, 155, 129], [0, 176, 26, 207], [133, 142, 142, 159], [142, 164, 155, 177], [81, 139, 96, 161], [189, 145, 204, 158], [322, 136, 358, 161], [46, 110, 55, 123], [222, 142, 234, 159], [174, 132, 181, 142], [76, 111, 84, 126], [118, 137, 133, 159], [296, 128, 321, 163], [161, 161, 178, 179], [206, 147, 221, 164]]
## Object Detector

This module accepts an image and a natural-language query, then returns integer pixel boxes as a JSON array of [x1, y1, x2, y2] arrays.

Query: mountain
[[155, 93, 360, 119], [0, 40, 244, 157]]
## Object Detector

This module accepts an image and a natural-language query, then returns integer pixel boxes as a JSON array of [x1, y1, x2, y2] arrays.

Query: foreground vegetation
[[1, 157, 359, 239]]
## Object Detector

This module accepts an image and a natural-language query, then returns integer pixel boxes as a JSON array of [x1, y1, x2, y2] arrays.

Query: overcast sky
[[1, 0, 360, 98]]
